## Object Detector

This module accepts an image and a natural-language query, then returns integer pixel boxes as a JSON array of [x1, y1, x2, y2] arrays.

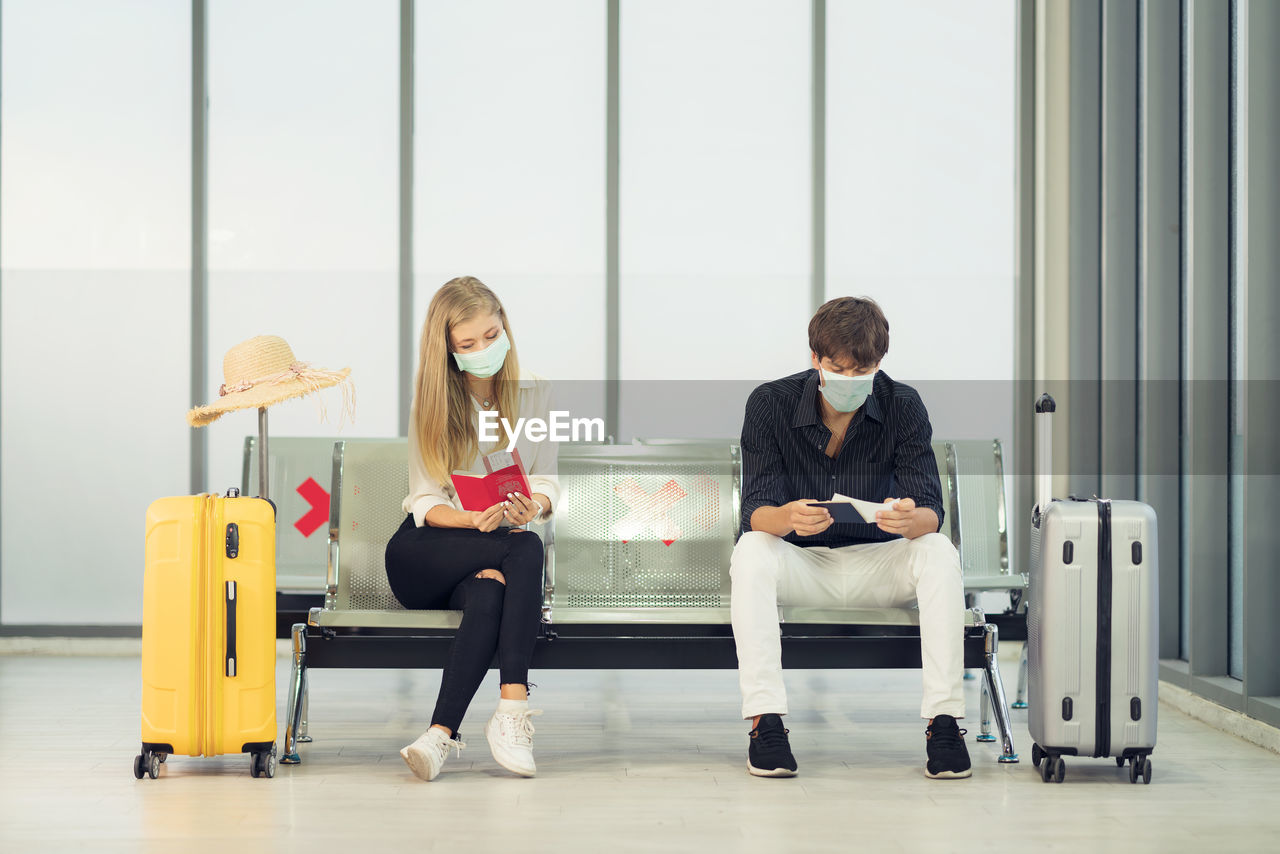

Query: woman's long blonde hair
[[413, 276, 521, 487]]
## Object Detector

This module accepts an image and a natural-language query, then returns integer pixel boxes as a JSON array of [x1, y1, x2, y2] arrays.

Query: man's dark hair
[[807, 297, 889, 371]]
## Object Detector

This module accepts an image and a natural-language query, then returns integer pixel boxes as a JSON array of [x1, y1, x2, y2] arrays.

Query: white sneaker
[[400, 728, 465, 782], [484, 707, 543, 777]]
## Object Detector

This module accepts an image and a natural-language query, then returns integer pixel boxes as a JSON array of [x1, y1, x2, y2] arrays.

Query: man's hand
[[785, 499, 834, 537], [875, 497, 937, 539]]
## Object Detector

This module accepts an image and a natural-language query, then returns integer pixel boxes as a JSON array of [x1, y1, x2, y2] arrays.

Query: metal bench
[[242, 435, 347, 593], [281, 438, 1019, 766], [243, 436, 366, 637]]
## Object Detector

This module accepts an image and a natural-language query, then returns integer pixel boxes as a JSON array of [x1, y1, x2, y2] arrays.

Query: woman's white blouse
[[402, 372, 561, 527]]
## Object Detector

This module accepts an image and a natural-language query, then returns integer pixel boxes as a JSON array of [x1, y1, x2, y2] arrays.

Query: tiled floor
[[1, 643, 1277, 853]]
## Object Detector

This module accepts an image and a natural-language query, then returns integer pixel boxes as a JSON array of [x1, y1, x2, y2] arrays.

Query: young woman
[[385, 276, 559, 782]]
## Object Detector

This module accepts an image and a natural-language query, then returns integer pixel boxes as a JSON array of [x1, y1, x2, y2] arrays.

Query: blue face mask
[[819, 367, 876, 413], [452, 328, 511, 379]]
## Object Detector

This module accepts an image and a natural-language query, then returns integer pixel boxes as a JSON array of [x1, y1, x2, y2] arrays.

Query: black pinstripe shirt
[[739, 369, 945, 548]]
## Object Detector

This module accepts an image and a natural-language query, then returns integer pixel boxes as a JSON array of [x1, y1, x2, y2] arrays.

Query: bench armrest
[[326, 533, 339, 610], [536, 515, 555, 622]]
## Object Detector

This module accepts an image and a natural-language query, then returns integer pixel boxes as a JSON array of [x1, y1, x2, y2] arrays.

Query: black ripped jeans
[[384, 515, 544, 734]]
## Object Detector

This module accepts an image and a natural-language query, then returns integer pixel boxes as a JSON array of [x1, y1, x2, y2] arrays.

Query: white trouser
[[729, 530, 966, 721]]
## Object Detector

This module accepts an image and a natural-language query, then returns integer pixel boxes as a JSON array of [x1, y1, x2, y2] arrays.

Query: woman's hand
[[470, 502, 507, 532], [503, 492, 542, 527]]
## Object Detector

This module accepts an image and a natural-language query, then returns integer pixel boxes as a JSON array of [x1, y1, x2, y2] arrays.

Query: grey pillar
[[811, 0, 826, 316], [1100, 0, 1138, 501], [1013, 0, 1036, 574], [605, 0, 620, 442], [398, 0, 414, 436], [1241, 0, 1280, 725], [1182, 0, 1230, 682], [1066, 0, 1102, 502], [0, 4, 5, 622], [190, 0, 209, 494], [1137, 0, 1183, 661]]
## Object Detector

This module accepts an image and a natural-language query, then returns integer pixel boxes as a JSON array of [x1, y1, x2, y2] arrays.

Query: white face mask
[[819, 368, 876, 413], [452, 328, 510, 379]]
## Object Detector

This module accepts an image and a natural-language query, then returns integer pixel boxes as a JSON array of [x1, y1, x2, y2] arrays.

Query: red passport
[[450, 449, 533, 511]]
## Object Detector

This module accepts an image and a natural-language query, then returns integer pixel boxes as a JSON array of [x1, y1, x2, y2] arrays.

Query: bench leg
[[1012, 642, 1029, 709], [963, 596, 977, 680], [282, 623, 309, 765], [299, 674, 312, 743], [978, 677, 997, 742], [979, 623, 1019, 763]]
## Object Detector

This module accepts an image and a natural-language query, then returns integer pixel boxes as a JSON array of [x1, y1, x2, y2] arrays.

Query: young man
[[731, 296, 970, 780]]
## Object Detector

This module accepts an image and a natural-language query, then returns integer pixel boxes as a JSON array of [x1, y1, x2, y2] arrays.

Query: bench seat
[[309, 605, 987, 630]]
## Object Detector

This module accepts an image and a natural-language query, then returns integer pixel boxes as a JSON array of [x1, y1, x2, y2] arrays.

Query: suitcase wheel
[[1031, 743, 1043, 769], [1128, 756, 1152, 784], [1116, 756, 1126, 767], [251, 746, 277, 779], [134, 749, 161, 780], [1040, 754, 1065, 783]]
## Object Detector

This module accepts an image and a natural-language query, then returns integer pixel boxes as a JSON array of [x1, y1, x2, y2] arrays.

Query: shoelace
[[431, 734, 466, 762], [497, 709, 543, 747], [926, 724, 967, 751], [752, 724, 791, 752]]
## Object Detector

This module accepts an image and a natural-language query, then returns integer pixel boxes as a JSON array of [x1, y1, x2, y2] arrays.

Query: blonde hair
[[412, 277, 521, 488]]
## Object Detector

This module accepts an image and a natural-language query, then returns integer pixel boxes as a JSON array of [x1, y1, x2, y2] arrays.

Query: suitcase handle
[[1035, 393, 1057, 517], [225, 580, 238, 678]]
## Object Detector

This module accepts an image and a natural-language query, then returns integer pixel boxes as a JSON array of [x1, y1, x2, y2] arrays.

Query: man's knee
[[909, 533, 961, 578], [475, 568, 506, 585], [914, 531, 955, 552], [731, 531, 785, 581]]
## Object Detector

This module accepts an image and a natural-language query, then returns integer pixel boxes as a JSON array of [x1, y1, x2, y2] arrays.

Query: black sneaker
[[748, 714, 798, 778], [924, 714, 972, 779]]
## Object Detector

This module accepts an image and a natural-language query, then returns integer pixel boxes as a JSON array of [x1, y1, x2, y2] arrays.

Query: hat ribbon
[[220, 362, 319, 397], [218, 361, 355, 426]]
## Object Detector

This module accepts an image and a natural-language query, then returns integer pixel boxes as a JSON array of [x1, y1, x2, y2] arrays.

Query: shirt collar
[[791, 369, 884, 428]]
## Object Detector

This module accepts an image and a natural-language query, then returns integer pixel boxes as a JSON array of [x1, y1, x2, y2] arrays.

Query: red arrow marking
[[294, 477, 330, 538], [613, 478, 687, 546]]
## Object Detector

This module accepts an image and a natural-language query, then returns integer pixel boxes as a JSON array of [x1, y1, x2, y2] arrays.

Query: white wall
[[828, 0, 1015, 446], [0, 0, 191, 624], [205, 0, 401, 495]]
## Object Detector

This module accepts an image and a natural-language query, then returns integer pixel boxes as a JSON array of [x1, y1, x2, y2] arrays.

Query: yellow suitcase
[[136, 491, 277, 779]]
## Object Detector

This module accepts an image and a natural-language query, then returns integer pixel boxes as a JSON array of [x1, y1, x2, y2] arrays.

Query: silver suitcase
[[1027, 394, 1159, 784]]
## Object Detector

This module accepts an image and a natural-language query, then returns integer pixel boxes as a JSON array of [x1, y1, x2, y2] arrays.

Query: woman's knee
[[462, 573, 506, 616], [505, 530, 544, 566]]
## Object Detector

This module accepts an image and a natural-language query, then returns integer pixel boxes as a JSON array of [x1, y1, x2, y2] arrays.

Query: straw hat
[[187, 335, 353, 427]]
